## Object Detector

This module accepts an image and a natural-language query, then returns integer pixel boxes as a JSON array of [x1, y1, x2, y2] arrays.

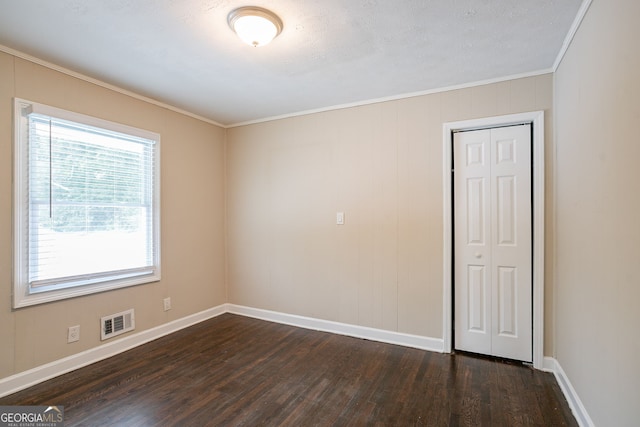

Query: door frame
[[442, 111, 545, 369]]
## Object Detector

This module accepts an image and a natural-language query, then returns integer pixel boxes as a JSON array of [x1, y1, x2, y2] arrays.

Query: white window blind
[[13, 99, 161, 307]]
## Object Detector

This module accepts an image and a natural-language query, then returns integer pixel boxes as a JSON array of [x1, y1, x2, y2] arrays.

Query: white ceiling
[[0, 0, 583, 127]]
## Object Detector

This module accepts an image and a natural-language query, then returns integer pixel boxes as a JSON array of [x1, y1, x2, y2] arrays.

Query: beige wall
[[226, 75, 555, 346], [2, 3, 636, 422], [0, 53, 227, 378], [554, 0, 640, 425]]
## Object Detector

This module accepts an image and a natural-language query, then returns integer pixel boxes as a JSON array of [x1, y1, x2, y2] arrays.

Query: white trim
[[227, 69, 553, 128], [0, 304, 589, 427], [0, 304, 446, 398], [542, 357, 595, 427], [25, 99, 162, 140], [0, 44, 225, 129], [12, 98, 162, 308], [442, 111, 545, 369], [1, 304, 590, 427], [0, 305, 227, 398], [227, 304, 444, 353], [1, 43, 554, 130], [552, 0, 593, 71]]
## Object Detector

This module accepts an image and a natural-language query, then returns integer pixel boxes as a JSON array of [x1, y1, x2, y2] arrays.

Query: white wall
[[554, 0, 640, 425]]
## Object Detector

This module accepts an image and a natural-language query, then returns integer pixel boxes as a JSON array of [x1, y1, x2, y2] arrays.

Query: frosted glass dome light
[[228, 7, 283, 47]]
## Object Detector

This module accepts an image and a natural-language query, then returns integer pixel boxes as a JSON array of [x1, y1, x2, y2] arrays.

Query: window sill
[[13, 273, 161, 308]]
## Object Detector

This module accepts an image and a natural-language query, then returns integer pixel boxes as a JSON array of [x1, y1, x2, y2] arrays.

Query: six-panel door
[[454, 124, 532, 362]]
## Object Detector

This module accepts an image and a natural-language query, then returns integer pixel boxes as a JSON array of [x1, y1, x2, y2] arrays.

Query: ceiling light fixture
[[228, 6, 283, 48]]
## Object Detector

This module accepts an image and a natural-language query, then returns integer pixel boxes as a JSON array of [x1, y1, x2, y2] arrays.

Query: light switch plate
[[68, 325, 80, 343], [336, 212, 345, 225]]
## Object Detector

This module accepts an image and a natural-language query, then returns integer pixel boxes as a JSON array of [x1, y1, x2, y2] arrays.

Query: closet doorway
[[453, 124, 532, 361], [442, 111, 545, 368]]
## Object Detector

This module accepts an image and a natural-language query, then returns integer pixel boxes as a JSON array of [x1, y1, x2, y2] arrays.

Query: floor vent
[[101, 309, 135, 341]]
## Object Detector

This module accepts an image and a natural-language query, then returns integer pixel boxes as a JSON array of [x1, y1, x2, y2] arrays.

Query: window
[[13, 99, 161, 308]]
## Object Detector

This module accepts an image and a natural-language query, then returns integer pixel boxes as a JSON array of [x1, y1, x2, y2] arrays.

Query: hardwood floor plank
[[1, 314, 577, 426]]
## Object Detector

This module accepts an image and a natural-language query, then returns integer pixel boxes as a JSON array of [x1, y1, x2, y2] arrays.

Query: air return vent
[[101, 309, 135, 341]]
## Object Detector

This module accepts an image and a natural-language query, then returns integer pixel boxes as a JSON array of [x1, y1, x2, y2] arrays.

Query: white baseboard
[[543, 357, 594, 427], [226, 304, 445, 353], [11, 303, 567, 402], [0, 304, 227, 398], [1, 304, 443, 398], [2, 300, 590, 427]]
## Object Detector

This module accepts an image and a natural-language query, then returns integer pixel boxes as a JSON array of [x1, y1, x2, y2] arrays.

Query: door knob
[[475, 252, 482, 258]]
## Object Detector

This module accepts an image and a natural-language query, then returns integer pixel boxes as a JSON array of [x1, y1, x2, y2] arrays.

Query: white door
[[453, 124, 532, 362]]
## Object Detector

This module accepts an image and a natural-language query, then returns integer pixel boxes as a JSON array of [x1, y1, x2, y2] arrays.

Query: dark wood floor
[[1, 314, 577, 426]]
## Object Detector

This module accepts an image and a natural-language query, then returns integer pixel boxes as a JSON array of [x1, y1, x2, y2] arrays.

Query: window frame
[[13, 98, 161, 308]]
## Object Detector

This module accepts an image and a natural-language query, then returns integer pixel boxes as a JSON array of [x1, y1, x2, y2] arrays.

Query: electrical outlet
[[163, 297, 171, 311], [68, 325, 80, 343]]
